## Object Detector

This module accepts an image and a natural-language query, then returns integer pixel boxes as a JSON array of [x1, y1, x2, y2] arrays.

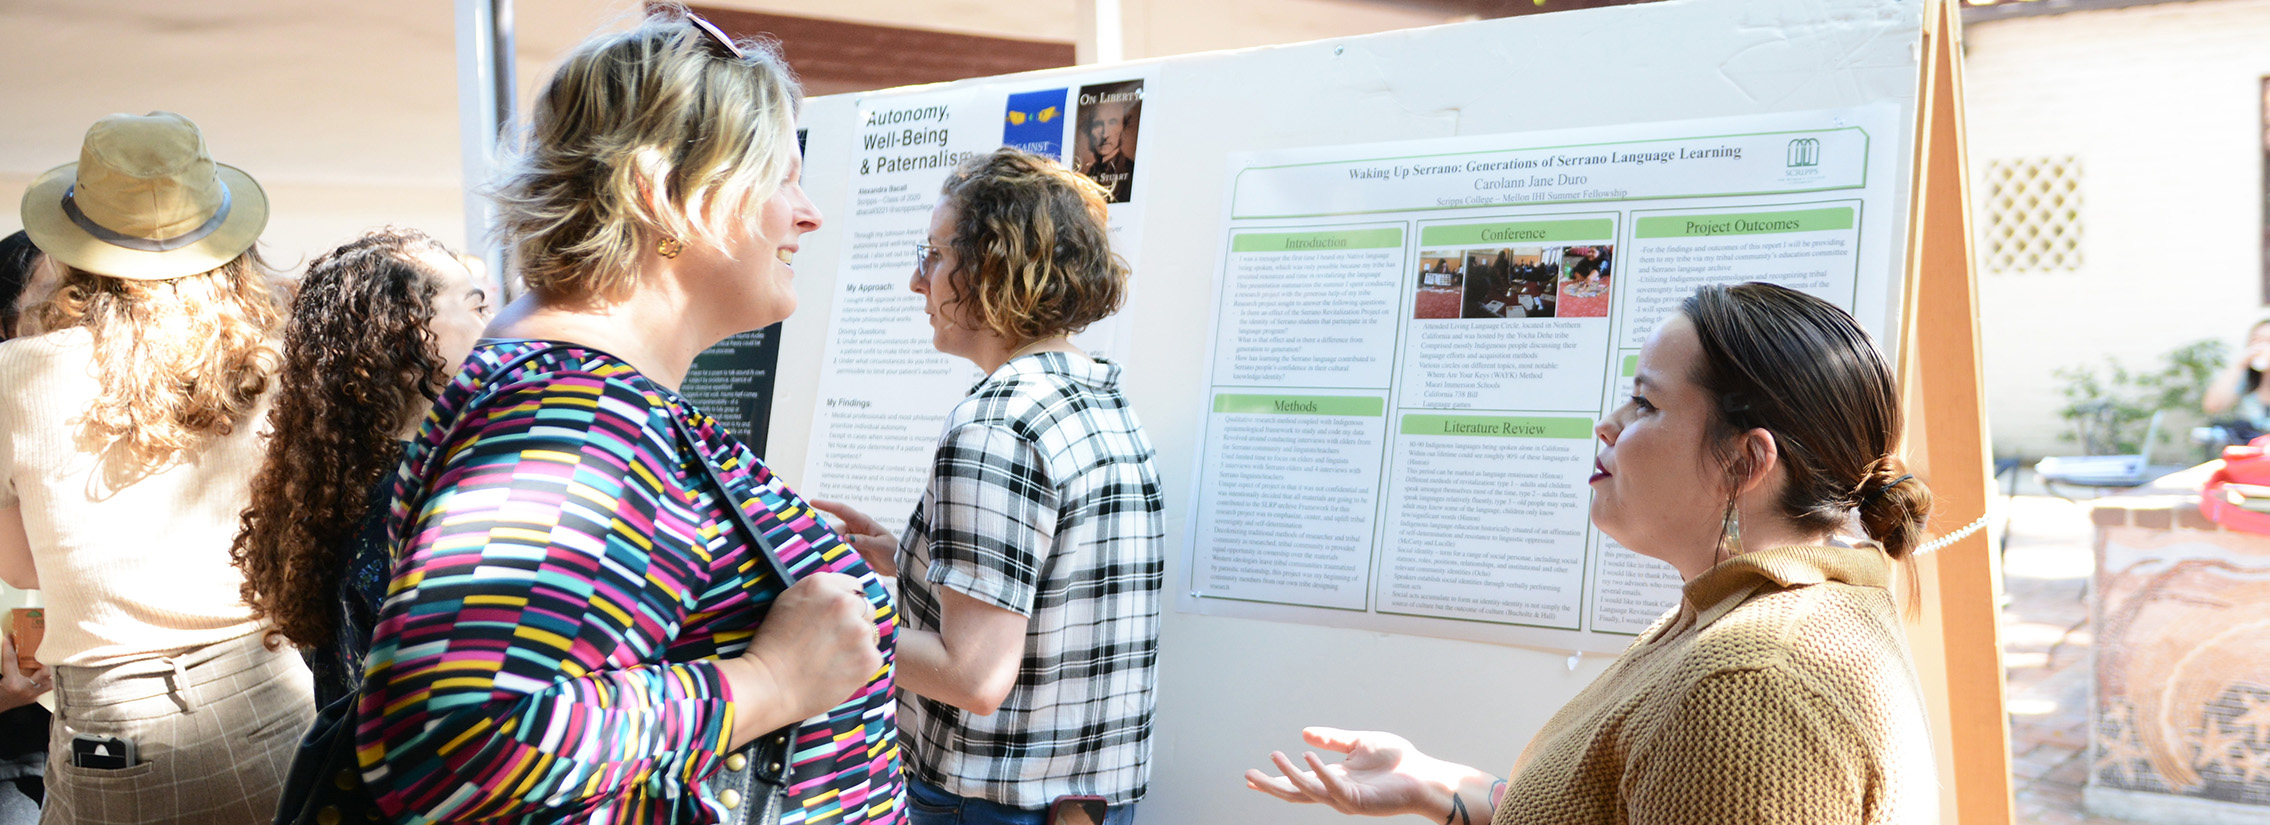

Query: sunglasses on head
[[687, 13, 746, 61]]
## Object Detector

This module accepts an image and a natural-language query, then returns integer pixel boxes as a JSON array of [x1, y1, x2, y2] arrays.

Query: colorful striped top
[[355, 340, 903, 825]]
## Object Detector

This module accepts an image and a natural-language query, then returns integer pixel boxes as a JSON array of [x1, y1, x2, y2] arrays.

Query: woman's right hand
[[718, 571, 882, 746], [1245, 727, 1481, 820], [808, 499, 899, 577], [2248, 341, 2270, 372], [0, 637, 49, 714]]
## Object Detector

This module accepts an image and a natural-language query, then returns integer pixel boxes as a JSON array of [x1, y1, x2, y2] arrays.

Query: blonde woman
[[0, 112, 315, 822], [353, 11, 900, 824]]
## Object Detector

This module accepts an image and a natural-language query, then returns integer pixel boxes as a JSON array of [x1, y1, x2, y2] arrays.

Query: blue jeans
[[904, 777, 1138, 825]]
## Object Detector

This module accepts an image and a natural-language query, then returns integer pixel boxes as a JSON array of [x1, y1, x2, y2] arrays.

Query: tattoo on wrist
[[1490, 778, 1507, 810], [1444, 793, 1471, 825]]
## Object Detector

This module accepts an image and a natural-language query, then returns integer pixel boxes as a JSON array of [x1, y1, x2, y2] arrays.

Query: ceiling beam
[[686, 6, 1075, 96], [1959, 0, 2202, 23], [1355, 0, 1664, 19]]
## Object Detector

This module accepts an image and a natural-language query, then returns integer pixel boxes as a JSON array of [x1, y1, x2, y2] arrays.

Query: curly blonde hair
[[36, 250, 284, 473], [939, 148, 1129, 343], [493, 6, 802, 303]]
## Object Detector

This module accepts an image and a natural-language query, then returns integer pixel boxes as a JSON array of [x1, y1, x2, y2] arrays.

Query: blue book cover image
[[1004, 88, 1069, 161]]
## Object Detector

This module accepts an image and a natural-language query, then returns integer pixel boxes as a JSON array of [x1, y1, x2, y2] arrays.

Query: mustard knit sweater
[[1495, 544, 1937, 824]]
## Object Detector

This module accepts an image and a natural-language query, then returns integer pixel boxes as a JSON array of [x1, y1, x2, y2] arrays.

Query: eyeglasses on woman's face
[[912, 242, 944, 283]]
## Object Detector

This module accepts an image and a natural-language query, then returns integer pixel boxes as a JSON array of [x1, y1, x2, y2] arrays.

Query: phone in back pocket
[[69, 734, 135, 770], [1047, 795, 1107, 825]]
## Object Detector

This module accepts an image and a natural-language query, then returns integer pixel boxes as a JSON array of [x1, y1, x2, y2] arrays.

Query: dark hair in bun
[[1680, 283, 1933, 561]]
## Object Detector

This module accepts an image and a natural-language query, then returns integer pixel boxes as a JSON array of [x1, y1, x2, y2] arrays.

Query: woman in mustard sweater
[[1248, 282, 1937, 824]]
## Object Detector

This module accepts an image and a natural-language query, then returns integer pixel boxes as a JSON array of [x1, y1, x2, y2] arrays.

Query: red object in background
[[7, 608, 41, 677], [1413, 287, 1460, 319], [1556, 278, 1612, 318], [2199, 436, 2270, 534]]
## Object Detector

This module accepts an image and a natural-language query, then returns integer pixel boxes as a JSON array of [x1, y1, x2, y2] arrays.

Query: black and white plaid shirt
[[895, 352, 1166, 808]]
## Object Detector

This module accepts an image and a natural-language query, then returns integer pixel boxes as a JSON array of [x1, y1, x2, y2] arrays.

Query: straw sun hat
[[20, 112, 268, 281]]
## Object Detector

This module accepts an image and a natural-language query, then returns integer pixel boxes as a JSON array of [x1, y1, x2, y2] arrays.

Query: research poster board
[[760, 1, 1932, 822], [797, 70, 1156, 530], [682, 325, 783, 456], [1185, 106, 1903, 652]]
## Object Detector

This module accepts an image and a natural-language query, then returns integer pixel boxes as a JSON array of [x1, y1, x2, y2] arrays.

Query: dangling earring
[[657, 236, 683, 259], [1716, 499, 1743, 562]]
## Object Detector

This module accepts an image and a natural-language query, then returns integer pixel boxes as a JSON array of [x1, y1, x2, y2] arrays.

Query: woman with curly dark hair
[[230, 227, 491, 706], [0, 230, 55, 341]]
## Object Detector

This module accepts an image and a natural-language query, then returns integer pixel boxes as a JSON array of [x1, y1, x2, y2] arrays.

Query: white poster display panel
[[762, 3, 1935, 822], [799, 71, 1156, 529], [1182, 105, 1903, 652]]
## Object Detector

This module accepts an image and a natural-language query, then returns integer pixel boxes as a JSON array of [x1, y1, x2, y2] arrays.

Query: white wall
[[0, 0, 1450, 268], [0, 0, 741, 263], [713, 0, 1080, 41], [1964, 0, 2270, 458], [1117, 0, 1455, 59], [1, 0, 472, 262], [708, 0, 1454, 61]]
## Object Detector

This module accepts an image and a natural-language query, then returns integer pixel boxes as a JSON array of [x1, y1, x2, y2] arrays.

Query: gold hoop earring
[[657, 236, 683, 259]]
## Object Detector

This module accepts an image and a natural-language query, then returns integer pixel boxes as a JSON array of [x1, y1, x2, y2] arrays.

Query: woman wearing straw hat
[[0, 111, 316, 824]]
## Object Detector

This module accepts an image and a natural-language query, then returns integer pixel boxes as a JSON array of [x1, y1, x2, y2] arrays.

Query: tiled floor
[[2001, 491, 2133, 824]]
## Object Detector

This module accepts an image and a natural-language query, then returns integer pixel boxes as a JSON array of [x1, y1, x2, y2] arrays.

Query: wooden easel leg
[[1901, 1, 2016, 823]]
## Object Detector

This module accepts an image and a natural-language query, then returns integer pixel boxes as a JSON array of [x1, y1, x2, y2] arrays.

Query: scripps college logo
[[1786, 138, 1821, 168]]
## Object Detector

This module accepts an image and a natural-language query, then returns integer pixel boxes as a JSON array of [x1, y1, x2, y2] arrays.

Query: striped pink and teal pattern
[[356, 340, 902, 825]]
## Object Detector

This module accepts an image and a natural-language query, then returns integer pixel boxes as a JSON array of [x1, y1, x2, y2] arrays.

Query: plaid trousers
[[43, 631, 316, 825]]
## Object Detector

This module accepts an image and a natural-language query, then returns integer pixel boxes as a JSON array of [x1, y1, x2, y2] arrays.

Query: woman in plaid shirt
[[818, 149, 1166, 825]]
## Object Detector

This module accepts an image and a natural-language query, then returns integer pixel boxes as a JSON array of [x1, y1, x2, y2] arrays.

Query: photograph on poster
[[1076, 79, 1142, 203], [1553, 245, 1614, 318], [1413, 252, 1464, 319], [1003, 88, 1068, 162], [1460, 246, 1557, 319]]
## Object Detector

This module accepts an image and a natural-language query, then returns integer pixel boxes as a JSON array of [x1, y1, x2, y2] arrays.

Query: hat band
[[60, 183, 233, 253]]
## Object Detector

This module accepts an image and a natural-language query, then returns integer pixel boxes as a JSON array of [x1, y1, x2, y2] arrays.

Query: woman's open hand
[[1246, 727, 1504, 823], [1246, 728, 1440, 817], [809, 499, 899, 577]]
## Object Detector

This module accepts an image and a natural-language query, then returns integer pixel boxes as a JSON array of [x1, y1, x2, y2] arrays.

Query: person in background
[[2202, 317, 2270, 442], [0, 111, 314, 823], [1463, 251, 1505, 319], [1247, 283, 1937, 825], [0, 230, 54, 823], [816, 147, 1165, 825], [229, 228, 491, 708], [0, 232, 47, 341], [353, 10, 902, 823]]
